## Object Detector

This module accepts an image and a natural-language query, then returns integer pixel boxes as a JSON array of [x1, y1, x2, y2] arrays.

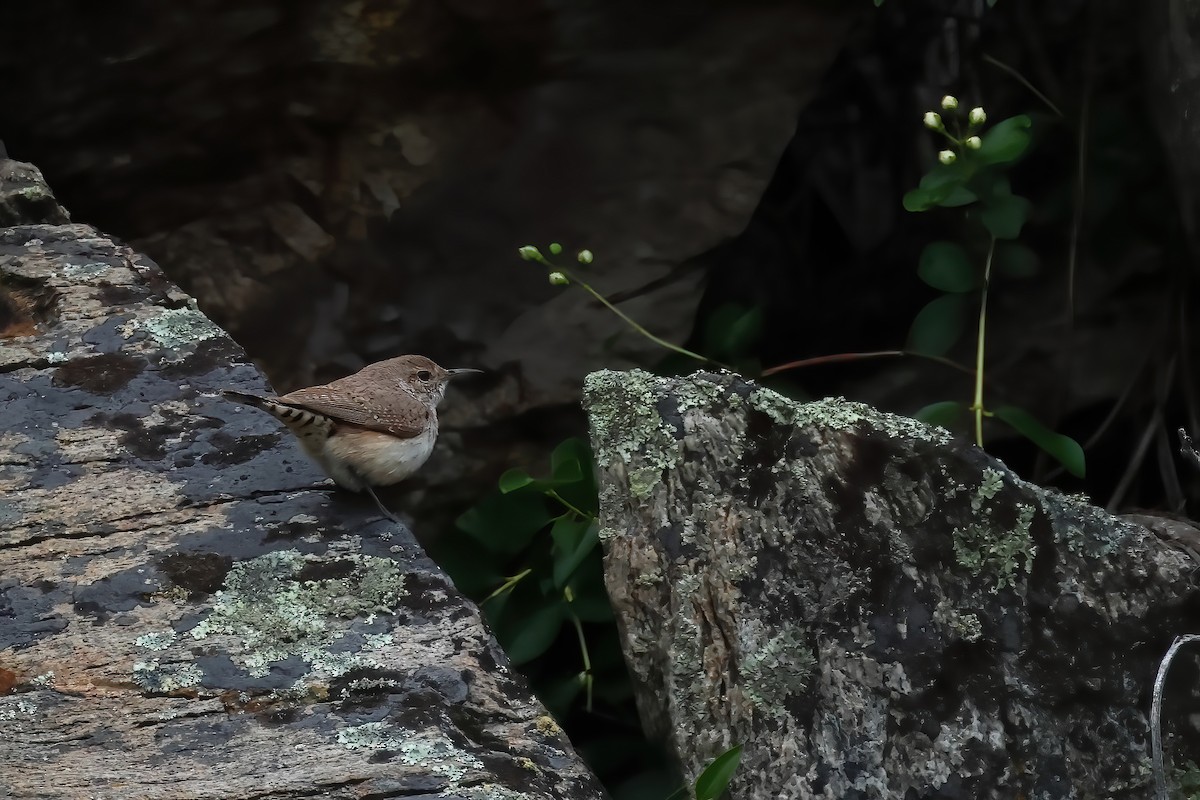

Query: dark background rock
[[584, 368, 1200, 799], [0, 164, 605, 800]]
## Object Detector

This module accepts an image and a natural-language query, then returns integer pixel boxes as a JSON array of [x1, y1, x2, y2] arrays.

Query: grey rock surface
[[584, 368, 1200, 799], [0, 163, 605, 799]]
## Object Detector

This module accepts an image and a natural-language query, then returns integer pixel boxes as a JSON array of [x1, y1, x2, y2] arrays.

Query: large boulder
[[584, 368, 1200, 799], [0, 159, 605, 799]]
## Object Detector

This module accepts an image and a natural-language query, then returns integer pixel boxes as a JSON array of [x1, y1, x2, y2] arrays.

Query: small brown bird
[[223, 355, 480, 521]]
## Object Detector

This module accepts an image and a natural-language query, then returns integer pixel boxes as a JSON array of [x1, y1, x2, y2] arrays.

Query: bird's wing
[[276, 384, 429, 439]]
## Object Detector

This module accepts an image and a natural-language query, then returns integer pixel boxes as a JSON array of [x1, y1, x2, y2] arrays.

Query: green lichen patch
[[748, 388, 952, 446], [132, 659, 204, 692], [628, 465, 663, 499], [132, 307, 223, 349], [339, 726, 487, 787], [933, 598, 983, 643], [1046, 489, 1141, 557], [953, 473, 1038, 591], [135, 631, 177, 651], [739, 620, 816, 711], [583, 369, 680, 470], [187, 549, 405, 678]]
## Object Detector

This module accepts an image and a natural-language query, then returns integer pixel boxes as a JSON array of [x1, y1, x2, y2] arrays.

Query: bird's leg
[[363, 483, 400, 524]]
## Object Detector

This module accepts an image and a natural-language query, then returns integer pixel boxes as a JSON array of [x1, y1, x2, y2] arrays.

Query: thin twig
[[761, 349, 975, 378], [563, 267, 728, 371], [1152, 634, 1200, 799], [981, 54, 1065, 118], [1108, 356, 1177, 512]]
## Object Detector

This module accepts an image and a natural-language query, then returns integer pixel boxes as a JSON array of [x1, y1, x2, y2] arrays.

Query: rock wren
[[223, 355, 480, 521]]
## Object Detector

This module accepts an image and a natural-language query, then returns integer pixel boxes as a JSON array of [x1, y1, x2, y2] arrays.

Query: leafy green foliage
[[915, 400, 968, 429], [993, 242, 1040, 278], [993, 406, 1086, 478], [918, 242, 978, 292], [664, 746, 744, 800], [979, 184, 1032, 240], [904, 99, 1085, 475], [694, 746, 744, 800], [976, 114, 1033, 164], [907, 294, 969, 356], [432, 437, 679, 797]]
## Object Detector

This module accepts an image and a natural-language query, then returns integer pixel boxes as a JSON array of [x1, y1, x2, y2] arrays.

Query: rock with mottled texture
[[0, 173, 604, 799], [0, 158, 69, 227], [584, 369, 1200, 799]]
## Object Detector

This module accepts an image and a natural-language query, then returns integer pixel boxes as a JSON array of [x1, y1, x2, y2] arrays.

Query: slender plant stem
[[548, 490, 590, 521], [982, 54, 1065, 118], [482, 568, 531, 604], [972, 238, 997, 447], [762, 349, 974, 378], [565, 597, 594, 712], [563, 267, 730, 370]]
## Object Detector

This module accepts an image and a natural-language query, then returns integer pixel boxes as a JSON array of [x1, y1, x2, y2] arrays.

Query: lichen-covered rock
[[584, 369, 1200, 800], [0, 158, 70, 227], [0, 190, 604, 796]]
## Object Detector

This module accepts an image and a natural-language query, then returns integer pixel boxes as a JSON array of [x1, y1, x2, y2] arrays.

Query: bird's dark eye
[[417, 370, 432, 382]]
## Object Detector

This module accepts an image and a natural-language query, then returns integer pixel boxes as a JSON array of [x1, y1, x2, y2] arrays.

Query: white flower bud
[[969, 107, 987, 125], [965, 135, 982, 150], [577, 249, 594, 264], [924, 112, 943, 130], [938, 150, 957, 165], [941, 95, 959, 111], [548, 271, 570, 286], [518, 245, 541, 261]]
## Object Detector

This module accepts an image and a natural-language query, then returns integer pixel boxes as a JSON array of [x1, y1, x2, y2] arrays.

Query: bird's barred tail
[[221, 390, 273, 412], [221, 390, 331, 438]]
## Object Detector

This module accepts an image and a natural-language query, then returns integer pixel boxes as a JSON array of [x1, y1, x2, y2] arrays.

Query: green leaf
[[977, 115, 1032, 165], [549, 439, 599, 517], [914, 400, 967, 430], [903, 186, 939, 213], [502, 601, 565, 665], [456, 490, 552, 554], [694, 745, 744, 800], [906, 294, 969, 356], [498, 468, 535, 493], [551, 517, 600, 588], [551, 438, 588, 483], [904, 162, 972, 212], [993, 242, 1040, 278], [993, 406, 1086, 477], [937, 185, 978, 208], [918, 242, 977, 292], [980, 192, 1031, 240]]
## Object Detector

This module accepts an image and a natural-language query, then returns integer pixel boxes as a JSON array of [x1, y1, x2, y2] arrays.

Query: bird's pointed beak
[[446, 368, 484, 379]]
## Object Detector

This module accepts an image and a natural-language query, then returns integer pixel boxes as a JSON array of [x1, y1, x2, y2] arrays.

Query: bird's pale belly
[[312, 424, 438, 492]]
